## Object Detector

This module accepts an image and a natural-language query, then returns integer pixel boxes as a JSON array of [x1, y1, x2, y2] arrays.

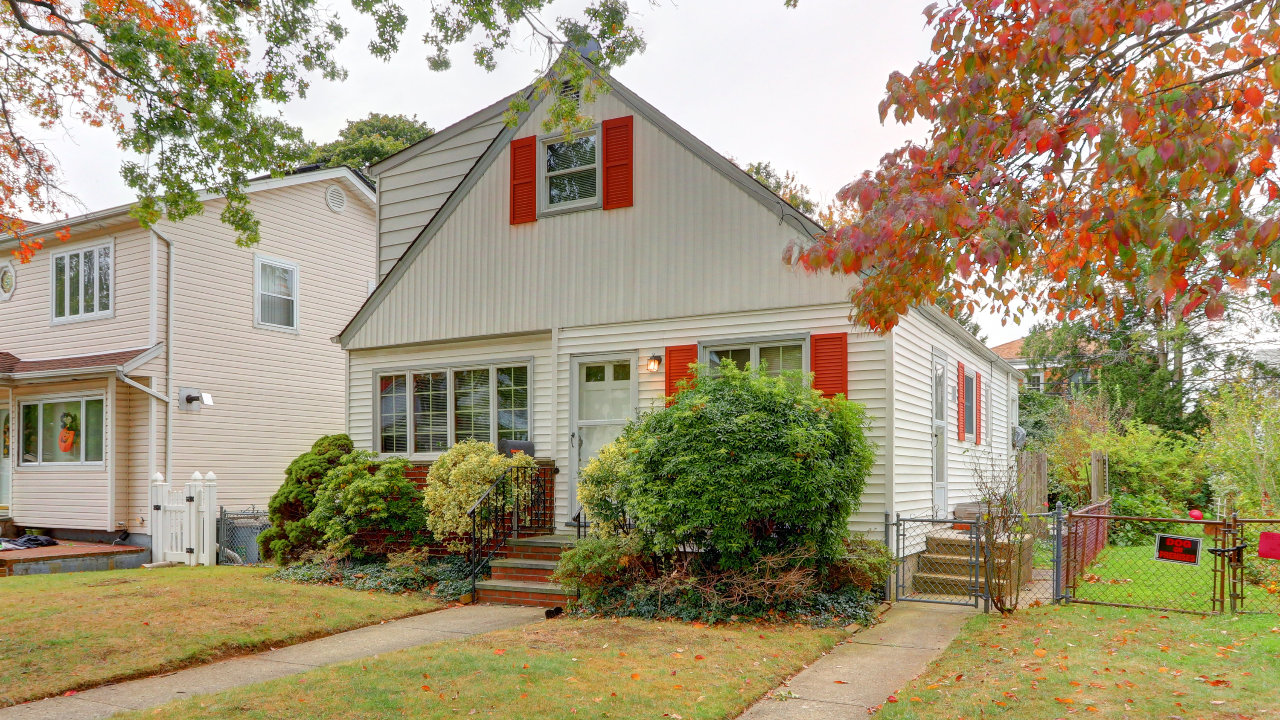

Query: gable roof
[[368, 92, 522, 177], [338, 64, 827, 346], [990, 337, 1025, 360], [1, 166, 373, 249]]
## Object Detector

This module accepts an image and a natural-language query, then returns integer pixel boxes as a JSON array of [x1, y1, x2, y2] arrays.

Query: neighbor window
[[543, 131, 599, 211], [52, 243, 112, 321], [379, 364, 531, 455], [1027, 371, 1044, 393], [706, 341, 804, 376], [20, 396, 105, 465], [963, 371, 976, 439], [255, 255, 298, 330]]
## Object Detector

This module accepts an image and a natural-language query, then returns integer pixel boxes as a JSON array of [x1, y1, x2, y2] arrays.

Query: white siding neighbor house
[[339, 65, 1023, 547], [0, 166, 376, 563]]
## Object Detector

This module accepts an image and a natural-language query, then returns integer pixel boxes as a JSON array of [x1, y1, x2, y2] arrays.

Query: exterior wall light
[[646, 354, 662, 373]]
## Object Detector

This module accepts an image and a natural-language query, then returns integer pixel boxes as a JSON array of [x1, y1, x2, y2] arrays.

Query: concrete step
[[475, 578, 574, 608], [911, 571, 990, 596], [490, 558, 559, 583], [504, 534, 577, 561], [918, 553, 977, 577]]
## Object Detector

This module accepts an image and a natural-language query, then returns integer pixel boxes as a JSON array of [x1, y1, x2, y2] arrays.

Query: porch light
[[646, 354, 662, 373]]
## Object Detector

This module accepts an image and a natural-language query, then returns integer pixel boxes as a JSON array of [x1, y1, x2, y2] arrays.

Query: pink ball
[[1189, 509, 1204, 520]]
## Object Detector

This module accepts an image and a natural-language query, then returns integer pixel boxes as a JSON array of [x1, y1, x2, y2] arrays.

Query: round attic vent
[[324, 184, 347, 213]]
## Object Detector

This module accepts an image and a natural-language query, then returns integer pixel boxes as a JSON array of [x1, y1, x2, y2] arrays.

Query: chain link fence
[[1231, 518, 1280, 614], [216, 507, 271, 565]]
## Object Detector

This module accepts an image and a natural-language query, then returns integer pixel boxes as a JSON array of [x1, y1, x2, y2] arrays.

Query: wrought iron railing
[[570, 507, 636, 539], [467, 464, 555, 594]]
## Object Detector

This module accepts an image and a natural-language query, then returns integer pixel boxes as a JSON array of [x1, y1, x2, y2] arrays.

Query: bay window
[[379, 363, 531, 455], [20, 396, 105, 465]]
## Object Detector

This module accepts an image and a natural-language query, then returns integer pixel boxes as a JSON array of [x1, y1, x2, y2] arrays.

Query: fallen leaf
[[1034, 648, 1047, 658], [1055, 697, 1075, 705], [493, 649, 506, 656], [631, 674, 640, 680]]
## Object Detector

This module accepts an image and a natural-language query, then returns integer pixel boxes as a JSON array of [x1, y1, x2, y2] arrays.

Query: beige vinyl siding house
[[339, 64, 1022, 540], [0, 167, 376, 559]]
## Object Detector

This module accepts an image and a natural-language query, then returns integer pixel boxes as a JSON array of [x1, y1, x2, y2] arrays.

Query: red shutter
[[957, 362, 966, 442], [510, 136, 537, 225], [601, 116, 634, 210], [975, 371, 983, 445], [811, 333, 848, 399], [664, 344, 698, 404]]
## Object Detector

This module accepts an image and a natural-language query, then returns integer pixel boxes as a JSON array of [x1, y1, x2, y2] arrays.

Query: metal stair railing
[[467, 464, 554, 596]]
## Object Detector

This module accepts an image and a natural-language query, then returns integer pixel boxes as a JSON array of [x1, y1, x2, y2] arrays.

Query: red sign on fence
[[1154, 534, 1201, 565]]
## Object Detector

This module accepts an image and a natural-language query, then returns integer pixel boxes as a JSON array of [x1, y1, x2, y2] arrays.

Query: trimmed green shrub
[[259, 434, 354, 563], [270, 554, 473, 600], [420, 439, 535, 550], [826, 534, 895, 592], [576, 439, 633, 535], [583, 361, 875, 569], [552, 534, 648, 605], [307, 451, 431, 560]]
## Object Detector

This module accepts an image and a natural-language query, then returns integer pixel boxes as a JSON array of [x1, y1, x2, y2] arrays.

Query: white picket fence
[[150, 472, 218, 566]]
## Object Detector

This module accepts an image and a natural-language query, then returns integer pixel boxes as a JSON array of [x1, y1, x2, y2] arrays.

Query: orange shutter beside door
[[664, 345, 699, 404], [811, 333, 848, 399], [510, 136, 537, 225], [957, 362, 966, 442], [601, 116, 634, 210]]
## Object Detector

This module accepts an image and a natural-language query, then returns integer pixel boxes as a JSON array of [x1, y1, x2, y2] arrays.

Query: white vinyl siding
[[51, 241, 113, 322], [254, 255, 298, 331], [374, 116, 507, 279], [345, 91, 855, 350]]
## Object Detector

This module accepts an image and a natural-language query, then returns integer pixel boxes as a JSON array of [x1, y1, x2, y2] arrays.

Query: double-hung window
[[541, 130, 600, 213], [20, 396, 105, 465], [52, 243, 112, 322], [705, 340, 805, 376], [963, 370, 976, 439], [379, 364, 530, 455], [255, 255, 298, 331]]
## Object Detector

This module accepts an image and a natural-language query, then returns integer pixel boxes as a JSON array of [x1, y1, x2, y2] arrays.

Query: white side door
[[570, 355, 637, 514], [932, 352, 949, 515]]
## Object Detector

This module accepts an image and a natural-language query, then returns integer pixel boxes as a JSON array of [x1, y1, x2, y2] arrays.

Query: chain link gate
[[894, 514, 983, 608]]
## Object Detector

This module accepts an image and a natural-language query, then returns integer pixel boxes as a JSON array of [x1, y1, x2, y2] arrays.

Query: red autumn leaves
[[789, 1, 1280, 333]]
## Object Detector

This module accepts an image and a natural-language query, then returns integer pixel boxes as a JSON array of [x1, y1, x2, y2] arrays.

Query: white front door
[[570, 356, 637, 514], [931, 353, 948, 515]]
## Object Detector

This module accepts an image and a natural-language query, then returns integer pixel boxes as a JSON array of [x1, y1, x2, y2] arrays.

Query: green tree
[[309, 114, 434, 175], [743, 161, 819, 216], [1201, 379, 1280, 513]]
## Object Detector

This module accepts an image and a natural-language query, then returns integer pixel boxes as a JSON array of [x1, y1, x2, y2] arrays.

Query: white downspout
[[153, 228, 175, 484]]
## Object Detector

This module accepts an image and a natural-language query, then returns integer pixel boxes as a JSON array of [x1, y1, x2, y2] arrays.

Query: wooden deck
[[1, 540, 146, 576]]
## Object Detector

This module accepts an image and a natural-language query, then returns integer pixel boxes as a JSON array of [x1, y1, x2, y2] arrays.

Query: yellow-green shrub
[[421, 439, 535, 549]]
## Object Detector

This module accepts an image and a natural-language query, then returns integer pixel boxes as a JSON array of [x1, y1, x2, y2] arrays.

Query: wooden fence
[[1018, 451, 1049, 513]]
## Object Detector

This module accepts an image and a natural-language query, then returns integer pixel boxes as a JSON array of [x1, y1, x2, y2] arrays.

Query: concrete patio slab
[[0, 604, 544, 720], [737, 602, 975, 719]]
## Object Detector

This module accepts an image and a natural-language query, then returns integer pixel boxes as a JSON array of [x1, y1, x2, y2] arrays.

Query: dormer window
[[542, 131, 600, 213]]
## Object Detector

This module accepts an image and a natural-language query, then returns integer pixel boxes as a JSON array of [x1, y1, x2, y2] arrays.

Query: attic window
[[542, 130, 599, 213], [325, 184, 347, 213], [559, 79, 581, 102]]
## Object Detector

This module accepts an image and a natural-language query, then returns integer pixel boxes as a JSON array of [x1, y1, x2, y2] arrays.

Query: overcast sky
[[33, 0, 1039, 345]]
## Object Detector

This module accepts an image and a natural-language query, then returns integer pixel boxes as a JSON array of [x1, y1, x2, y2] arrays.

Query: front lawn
[[876, 604, 1280, 718], [112, 618, 846, 720], [0, 566, 440, 707], [1072, 544, 1277, 613]]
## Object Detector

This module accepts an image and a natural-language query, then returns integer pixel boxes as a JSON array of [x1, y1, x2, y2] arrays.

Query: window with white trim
[[52, 243, 112, 321], [379, 364, 530, 455], [19, 396, 105, 465], [963, 370, 976, 440], [541, 130, 600, 211], [706, 341, 805, 377], [255, 255, 298, 330]]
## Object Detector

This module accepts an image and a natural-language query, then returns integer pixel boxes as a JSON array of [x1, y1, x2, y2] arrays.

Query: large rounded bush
[[582, 361, 875, 569], [420, 439, 535, 549], [307, 451, 431, 560], [259, 434, 354, 563]]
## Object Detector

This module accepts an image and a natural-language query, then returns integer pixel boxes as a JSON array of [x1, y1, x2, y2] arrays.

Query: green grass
[[1072, 544, 1279, 614], [110, 618, 847, 720], [0, 566, 440, 707], [876, 604, 1280, 719]]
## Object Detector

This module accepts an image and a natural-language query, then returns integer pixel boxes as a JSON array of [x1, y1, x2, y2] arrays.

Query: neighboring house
[[991, 337, 1093, 395], [338, 62, 1023, 546], [0, 166, 376, 561]]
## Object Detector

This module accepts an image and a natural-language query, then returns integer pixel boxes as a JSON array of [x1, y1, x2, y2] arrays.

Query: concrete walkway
[[2, 604, 544, 720], [738, 602, 976, 719]]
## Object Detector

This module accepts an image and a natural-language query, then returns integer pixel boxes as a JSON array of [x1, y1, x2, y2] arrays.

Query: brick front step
[[502, 534, 578, 562], [490, 558, 558, 583], [475, 579, 574, 607]]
